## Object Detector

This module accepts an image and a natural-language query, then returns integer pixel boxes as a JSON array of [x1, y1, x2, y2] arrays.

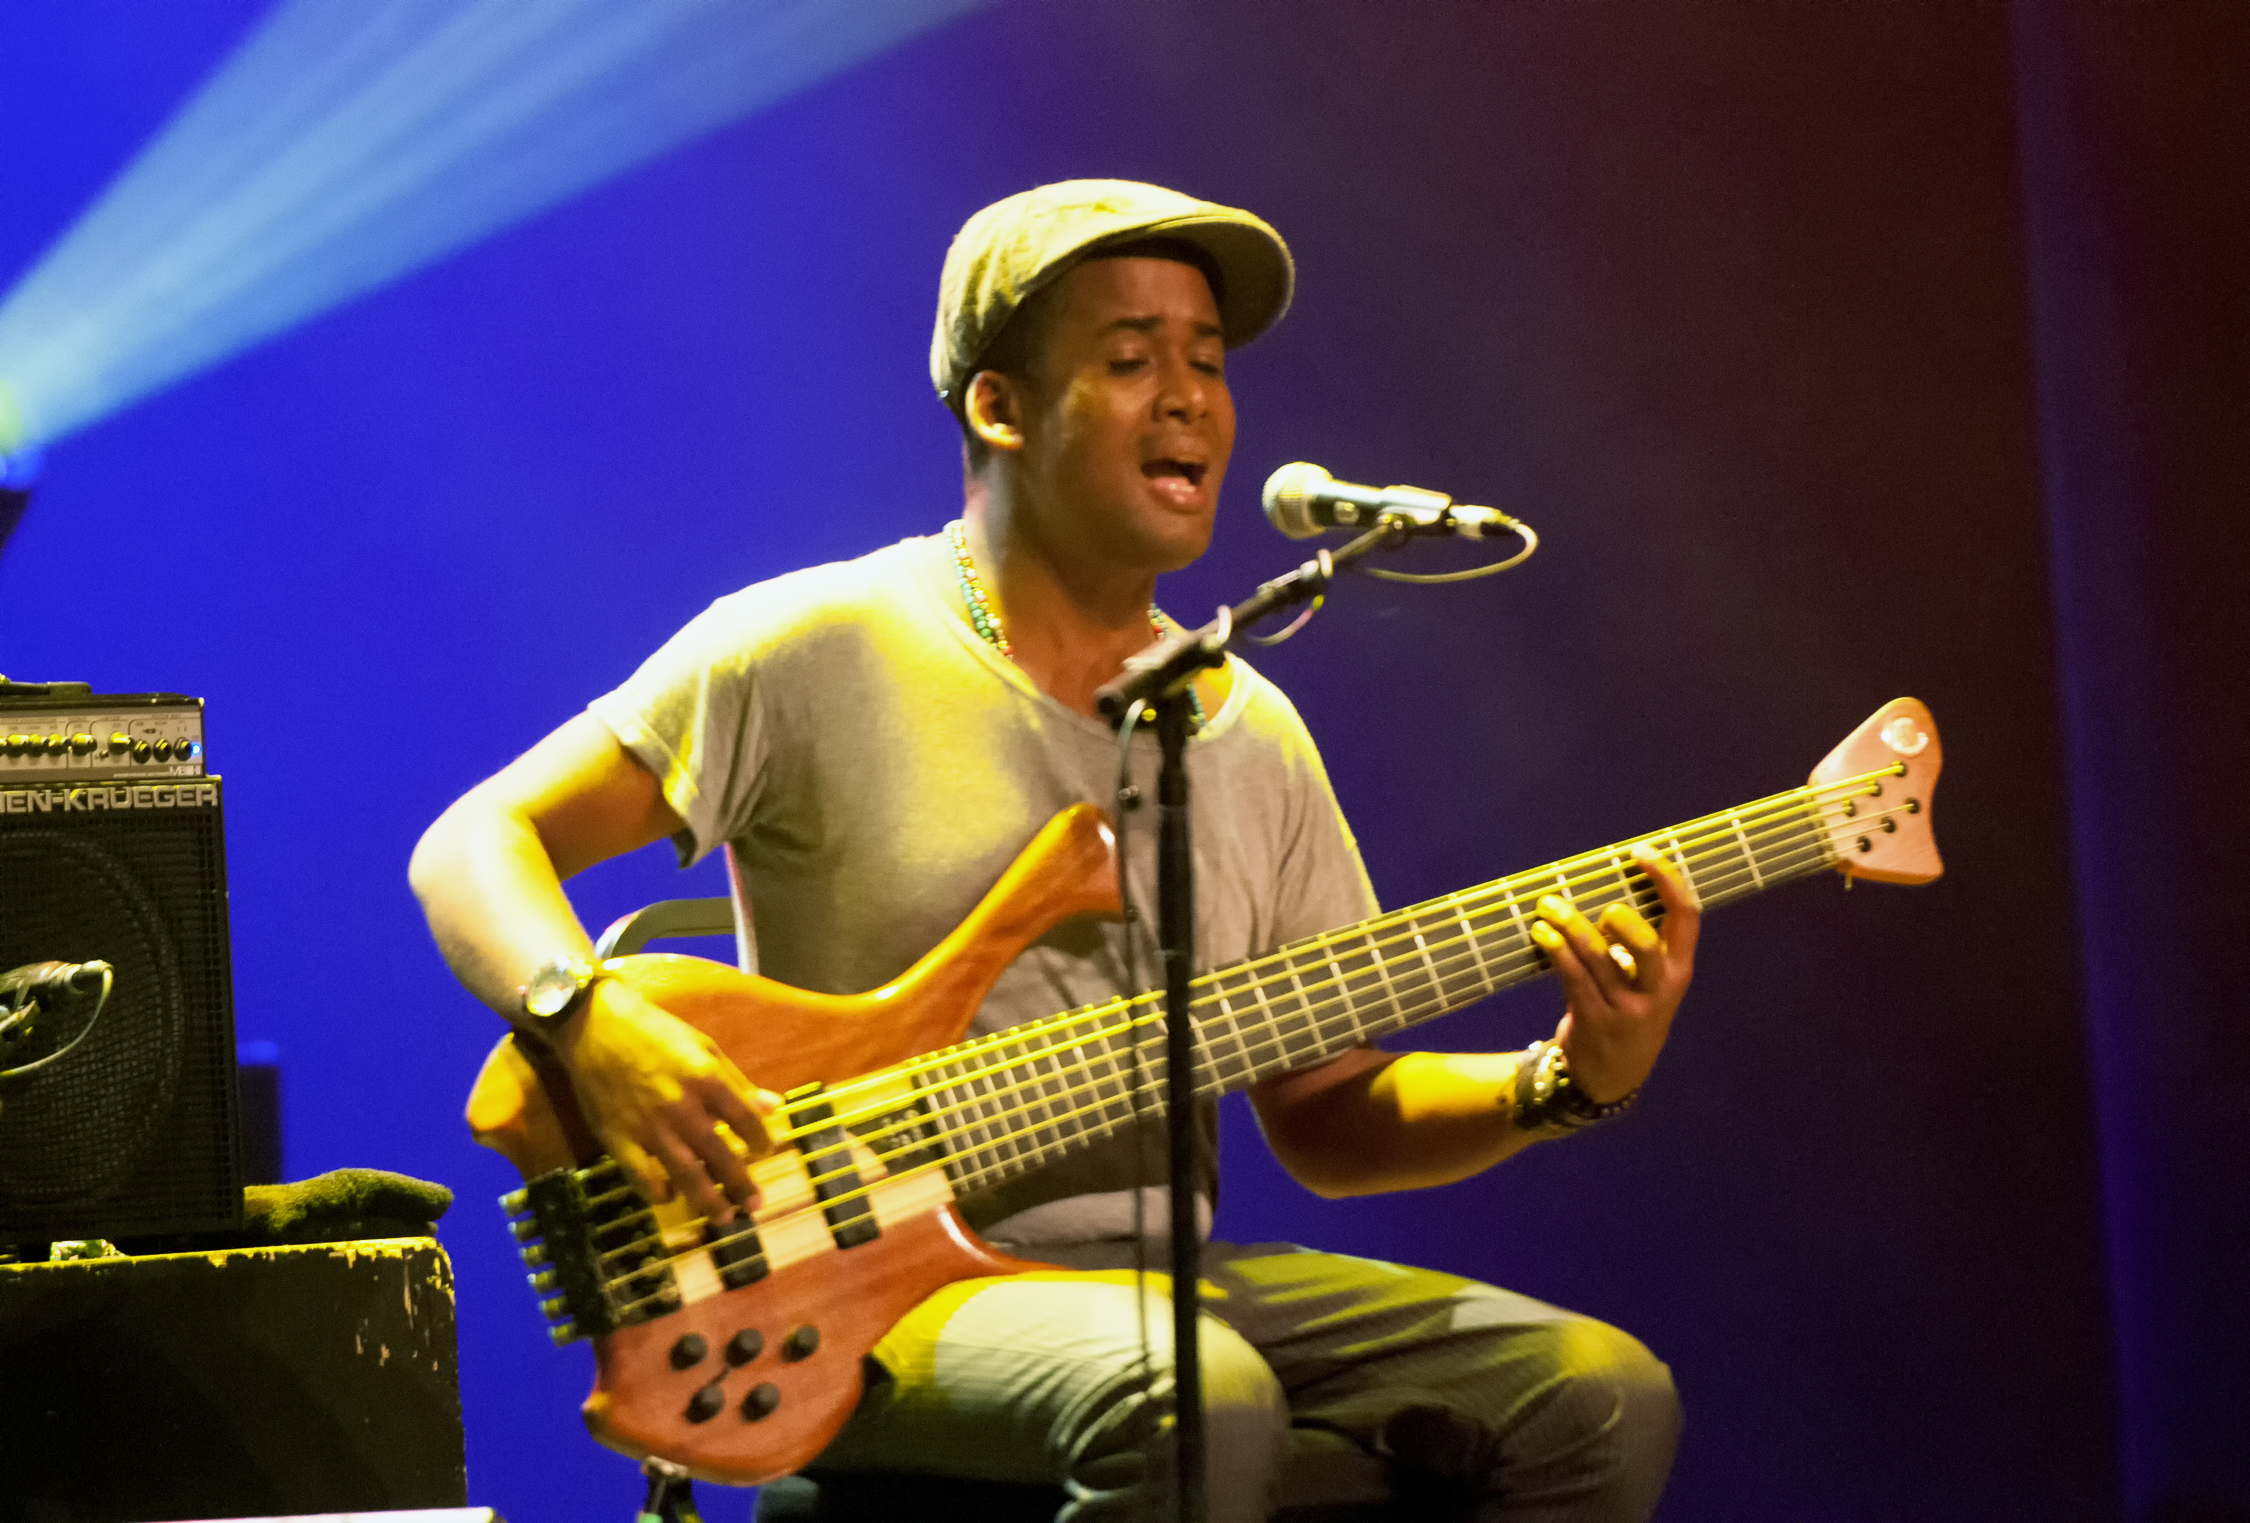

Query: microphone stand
[[1092, 517, 1412, 1523]]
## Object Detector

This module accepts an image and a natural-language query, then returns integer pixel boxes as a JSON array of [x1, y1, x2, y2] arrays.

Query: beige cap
[[930, 179, 1294, 408]]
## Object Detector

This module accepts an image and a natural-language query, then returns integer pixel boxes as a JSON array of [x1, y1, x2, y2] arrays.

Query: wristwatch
[[516, 954, 603, 1033]]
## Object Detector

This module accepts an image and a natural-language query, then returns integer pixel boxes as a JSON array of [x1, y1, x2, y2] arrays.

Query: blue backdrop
[[9, 3, 2241, 1519]]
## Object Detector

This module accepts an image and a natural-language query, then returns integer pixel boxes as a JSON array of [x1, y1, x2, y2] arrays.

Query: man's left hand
[[1528, 843, 1702, 1104]]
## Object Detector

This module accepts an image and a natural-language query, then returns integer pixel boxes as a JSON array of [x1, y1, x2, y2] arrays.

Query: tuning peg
[[512, 1219, 542, 1243], [518, 1242, 548, 1266], [528, 1269, 560, 1293], [547, 1322, 583, 1347], [542, 1296, 573, 1320], [499, 1189, 529, 1214]]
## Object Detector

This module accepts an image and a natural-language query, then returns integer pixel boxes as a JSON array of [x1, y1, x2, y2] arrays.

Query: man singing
[[412, 179, 1698, 1522]]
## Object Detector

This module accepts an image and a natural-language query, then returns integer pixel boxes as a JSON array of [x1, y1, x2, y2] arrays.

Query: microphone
[[0, 961, 109, 1013], [1262, 461, 1517, 541], [0, 960, 115, 1087]]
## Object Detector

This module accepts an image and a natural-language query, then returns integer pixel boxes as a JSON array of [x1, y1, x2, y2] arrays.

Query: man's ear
[[965, 369, 1027, 457]]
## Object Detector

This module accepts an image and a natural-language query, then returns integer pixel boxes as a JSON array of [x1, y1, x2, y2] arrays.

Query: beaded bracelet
[[1512, 1039, 1639, 1131]]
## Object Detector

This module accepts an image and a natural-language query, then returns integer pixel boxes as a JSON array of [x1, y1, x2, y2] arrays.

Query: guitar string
[[762, 776, 1890, 1153], [777, 810, 1883, 1199], [601, 789, 1858, 1226], [591, 827, 1871, 1314], [592, 813, 1903, 1305], [585, 818, 1891, 1295], [576, 785, 1905, 1273], [580, 792, 1893, 1276], [753, 767, 1898, 1144]]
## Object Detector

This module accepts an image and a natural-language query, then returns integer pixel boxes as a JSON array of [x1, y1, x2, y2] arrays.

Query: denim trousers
[[807, 1240, 1681, 1523]]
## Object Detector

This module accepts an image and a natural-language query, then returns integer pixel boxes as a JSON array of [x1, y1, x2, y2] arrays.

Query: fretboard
[[864, 767, 1886, 1200]]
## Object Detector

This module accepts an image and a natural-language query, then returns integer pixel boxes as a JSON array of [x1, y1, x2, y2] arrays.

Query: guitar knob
[[740, 1383, 781, 1421], [782, 1325, 819, 1361], [685, 1381, 726, 1423], [726, 1329, 764, 1365], [671, 1333, 708, 1369]]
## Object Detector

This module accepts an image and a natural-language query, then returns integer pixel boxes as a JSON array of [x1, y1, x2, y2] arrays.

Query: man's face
[[1006, 254, 1235, 576]]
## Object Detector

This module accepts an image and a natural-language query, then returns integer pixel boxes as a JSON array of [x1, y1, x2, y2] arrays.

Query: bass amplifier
[[0, 686, 238, 1242]]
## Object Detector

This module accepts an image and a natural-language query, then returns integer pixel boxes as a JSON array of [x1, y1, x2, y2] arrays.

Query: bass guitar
[[468, 696, 1944, 1483]]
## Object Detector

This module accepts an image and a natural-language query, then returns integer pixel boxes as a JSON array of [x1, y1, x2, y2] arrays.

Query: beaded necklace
[[945, 519, 1205, 728]]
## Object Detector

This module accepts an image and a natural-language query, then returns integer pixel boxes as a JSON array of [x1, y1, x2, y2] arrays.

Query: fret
[[1607, 850, 1639, 915], [956, 1056, 1003, 1175], [1500, 885, 1534, 975], [1253, 947, 1315, 1076], [1665, 832, 1698, 908], [1019, 1029, 1067, 1159], [1199, 975, 1256, 1092], [1727, 809, 1765, 891], [1451, 894, 1496, 994], [1362, 928, 1408, 1040], [1420, 904, 1483, 1010], [1401, 917, 1448, 1030], [930, 1059, 988, 1188], [1231, 979, 1271, 1081]]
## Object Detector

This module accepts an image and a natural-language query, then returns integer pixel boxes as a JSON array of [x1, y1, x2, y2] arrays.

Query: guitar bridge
[[501, 1158, 679, 1345]]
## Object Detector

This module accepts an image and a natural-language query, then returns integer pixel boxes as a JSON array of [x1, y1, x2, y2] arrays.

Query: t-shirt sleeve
[[586, 594, 770, 868], [1253, 683, 1381, 948]]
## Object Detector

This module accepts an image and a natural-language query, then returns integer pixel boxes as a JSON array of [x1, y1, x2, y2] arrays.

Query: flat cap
[[931, 179, 1294, 408]]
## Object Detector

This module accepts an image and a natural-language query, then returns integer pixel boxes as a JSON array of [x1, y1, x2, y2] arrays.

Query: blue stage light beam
[[0, 0, 990, 454]]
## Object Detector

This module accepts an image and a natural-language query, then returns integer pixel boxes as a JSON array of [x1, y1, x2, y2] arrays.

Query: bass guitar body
[[466, 804, 1124, 1484], [468, 697, 1947, 1486]]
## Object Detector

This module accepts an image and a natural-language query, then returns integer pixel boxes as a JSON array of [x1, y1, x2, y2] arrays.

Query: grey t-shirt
[[589, 534, 1377, 1243]]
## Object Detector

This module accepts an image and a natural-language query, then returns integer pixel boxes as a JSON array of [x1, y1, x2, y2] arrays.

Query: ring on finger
[[1607, 944, 1639, 982]]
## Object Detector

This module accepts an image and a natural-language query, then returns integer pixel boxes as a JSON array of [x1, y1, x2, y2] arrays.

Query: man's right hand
[[548, 977, 779, 1219]]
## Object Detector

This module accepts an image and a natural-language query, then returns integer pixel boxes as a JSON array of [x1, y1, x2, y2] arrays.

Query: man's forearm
[[1252, 1049, 1550, 1199], [408, 795, 594, 1019]]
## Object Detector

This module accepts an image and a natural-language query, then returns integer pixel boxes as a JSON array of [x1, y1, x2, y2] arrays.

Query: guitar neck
[[873, 767, 1890, 1201]]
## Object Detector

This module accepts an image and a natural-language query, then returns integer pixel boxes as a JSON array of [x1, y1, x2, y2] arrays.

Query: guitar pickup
[[783, 1085, 881, 1250], [704, 1211, 769, 1290]]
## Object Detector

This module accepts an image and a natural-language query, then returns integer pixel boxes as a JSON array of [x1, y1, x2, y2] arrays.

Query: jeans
[[806, 1240, 1681, 1523]]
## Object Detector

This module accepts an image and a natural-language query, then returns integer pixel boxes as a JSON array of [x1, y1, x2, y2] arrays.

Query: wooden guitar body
[[466, 803, 1121, 1483], [468, 699, 1947, 1486]]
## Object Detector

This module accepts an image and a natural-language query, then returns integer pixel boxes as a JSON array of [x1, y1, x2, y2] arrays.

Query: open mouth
[[1142, 458, 1206, 488]]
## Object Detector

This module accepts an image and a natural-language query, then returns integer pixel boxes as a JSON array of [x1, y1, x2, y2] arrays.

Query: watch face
[[523, 961, 588, 1021]]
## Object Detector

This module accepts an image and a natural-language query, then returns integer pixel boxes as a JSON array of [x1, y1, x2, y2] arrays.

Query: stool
[[752, 1428, 1408, 1522]]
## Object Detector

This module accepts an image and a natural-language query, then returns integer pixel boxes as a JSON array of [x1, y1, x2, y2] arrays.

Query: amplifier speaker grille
[[0, 785, 238, 1240]]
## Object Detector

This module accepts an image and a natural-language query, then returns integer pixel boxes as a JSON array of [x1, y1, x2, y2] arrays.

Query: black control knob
[[685, 1381, 726, 1423], [726, 1329, 763, 1366], [44, 735, 66, 754], [670, 1333, 708, 1370], [70, 733, 95, 755], [782, 1325, 819, 1361], [152, 739, 173, 761], [109, 732, 132, 755], [132, 741, 152, 762], [740, 1383, 781, 1421]]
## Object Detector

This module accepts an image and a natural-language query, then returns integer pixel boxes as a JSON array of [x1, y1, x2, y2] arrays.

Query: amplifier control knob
[[181, 739, 203, 761], [109, 733, 132, 755], [153, 739, 173, 761], [132, 741, 152, 762], [2, 735, 21, 755], [70, 733, 95, 755]]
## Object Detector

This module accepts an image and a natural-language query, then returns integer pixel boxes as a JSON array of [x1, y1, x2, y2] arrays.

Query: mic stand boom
[[1092, 516, 1412, 1523]]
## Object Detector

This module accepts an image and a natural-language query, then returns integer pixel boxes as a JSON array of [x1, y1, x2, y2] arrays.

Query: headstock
[[1810, 697, 1944, 885]]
